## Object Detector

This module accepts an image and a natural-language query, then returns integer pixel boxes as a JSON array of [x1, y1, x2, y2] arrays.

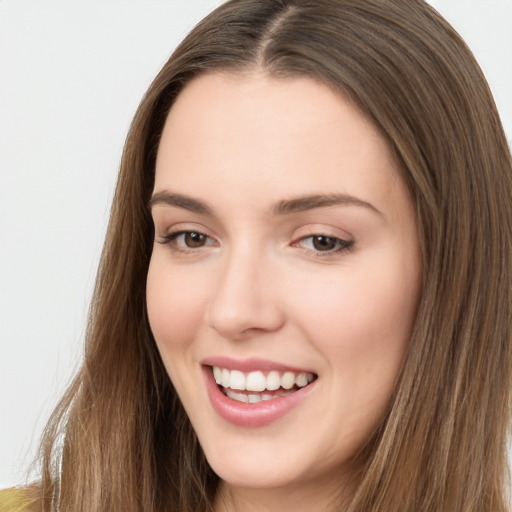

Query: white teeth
[[230, 370, 245, 390], [281, 371, 296, 390], [266, 371, 280, 390], [226, 389, 249, 402], [245, 371, 266, 392], [226, 389, 295, 403], [295, 372, 308, 387], [221, 368, 230, 388], [212, 366, 315, 393]]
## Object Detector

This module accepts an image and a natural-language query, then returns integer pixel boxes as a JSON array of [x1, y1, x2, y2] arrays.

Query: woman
[[2, 0, 511, 510]]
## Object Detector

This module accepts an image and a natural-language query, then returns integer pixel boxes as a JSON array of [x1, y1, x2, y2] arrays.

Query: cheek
[[291, 252, 420, 381], [289, 256, 419, 448], [298, 272, 416, 339], [146, 255, 208, 354]]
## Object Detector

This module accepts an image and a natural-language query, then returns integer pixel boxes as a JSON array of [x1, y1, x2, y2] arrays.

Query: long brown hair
[[35, 1, 511, 510]]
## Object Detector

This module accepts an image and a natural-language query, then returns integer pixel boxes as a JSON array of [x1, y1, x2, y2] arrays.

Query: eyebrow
[[149, 190, 383, 218], [148, 191, 213, 215], [272, 193, 383, 217]]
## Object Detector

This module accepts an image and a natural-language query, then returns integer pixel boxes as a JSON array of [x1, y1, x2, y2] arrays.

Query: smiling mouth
[[211, 366, 317, 403]]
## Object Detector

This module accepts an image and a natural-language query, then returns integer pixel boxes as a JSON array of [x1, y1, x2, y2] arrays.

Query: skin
[[146, 71, 422, 511]]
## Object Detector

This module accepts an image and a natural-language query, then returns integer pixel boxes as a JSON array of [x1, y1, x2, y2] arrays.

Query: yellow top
[[0, 488, 33, 512]]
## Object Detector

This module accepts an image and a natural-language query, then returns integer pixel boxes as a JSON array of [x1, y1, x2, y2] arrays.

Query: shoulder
[[0, 487, 40, 512]]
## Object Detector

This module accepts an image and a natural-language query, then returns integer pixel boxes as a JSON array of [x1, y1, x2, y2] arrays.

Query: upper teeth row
[[212, 366, 314, 392]]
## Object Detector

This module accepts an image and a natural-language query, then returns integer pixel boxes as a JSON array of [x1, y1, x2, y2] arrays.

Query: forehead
[[154, 71, 403, 212]]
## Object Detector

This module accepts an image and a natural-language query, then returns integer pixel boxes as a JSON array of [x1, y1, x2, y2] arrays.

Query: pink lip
[[201, 356, 315, 374], [202, 364, 317, 428]]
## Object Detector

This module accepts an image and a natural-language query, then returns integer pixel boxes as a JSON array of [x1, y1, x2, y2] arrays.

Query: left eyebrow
[[271, 194, 384, 218]]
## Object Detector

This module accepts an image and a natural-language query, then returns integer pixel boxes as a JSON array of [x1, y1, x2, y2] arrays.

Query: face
[[147, 72, 421, 499]]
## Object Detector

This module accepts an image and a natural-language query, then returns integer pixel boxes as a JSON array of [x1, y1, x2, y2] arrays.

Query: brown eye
[[158, 230, 216, 251], [294, 234, 354, 256], [184, 232, 207, 248], [312, 235, 337, 251]]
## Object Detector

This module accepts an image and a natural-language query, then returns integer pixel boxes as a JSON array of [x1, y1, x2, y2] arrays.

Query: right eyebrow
[[148, 191, 213, 216]]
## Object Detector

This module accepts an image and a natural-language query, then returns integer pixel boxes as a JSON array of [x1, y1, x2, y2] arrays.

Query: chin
[[207, 453, 306, 490]]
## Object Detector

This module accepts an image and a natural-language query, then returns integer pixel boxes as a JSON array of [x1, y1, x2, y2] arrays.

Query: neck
[[213, 472, 354, 512]]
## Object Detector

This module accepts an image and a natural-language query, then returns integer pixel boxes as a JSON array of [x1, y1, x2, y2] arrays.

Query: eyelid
[[156, 223, 219, 253], [155, 222, 354, 258], [154, 221, 215, 238], [159, 230, 216, 244], [290, 225, 354, 257], [292, 234, 354, 255]]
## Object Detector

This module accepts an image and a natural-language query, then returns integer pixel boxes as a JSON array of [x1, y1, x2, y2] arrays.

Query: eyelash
[[158, 230, 217, 253], [293, 234, 354, 257], [157, 230, 354, 257]]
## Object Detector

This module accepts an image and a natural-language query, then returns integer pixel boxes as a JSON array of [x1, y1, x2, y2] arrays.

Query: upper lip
[[201, 356, 316, 375]]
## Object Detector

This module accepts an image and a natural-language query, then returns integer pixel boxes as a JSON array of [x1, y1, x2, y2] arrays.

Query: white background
[[1, 0, 511, 487]]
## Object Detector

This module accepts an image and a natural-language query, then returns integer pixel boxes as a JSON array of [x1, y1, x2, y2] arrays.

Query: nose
[[206, 248, 285, 340]]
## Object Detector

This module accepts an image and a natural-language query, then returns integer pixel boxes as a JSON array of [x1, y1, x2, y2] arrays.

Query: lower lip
[[203, 366, 316, 428]]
